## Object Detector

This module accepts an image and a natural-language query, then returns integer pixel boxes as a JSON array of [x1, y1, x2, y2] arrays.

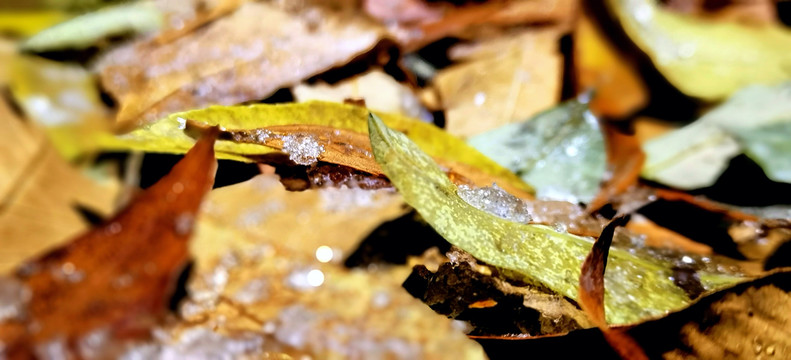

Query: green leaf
[[100, 101, 532, 194], [643, 82, 791, 188], [468, 99, 606, 203], [606, 0, 791, 100], [367, 112, 743, 325], [22, 2, 163, 52]]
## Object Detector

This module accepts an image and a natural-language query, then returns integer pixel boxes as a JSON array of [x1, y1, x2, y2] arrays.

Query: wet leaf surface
[[368, 111, 743, 325], [470, 98, 606, 203]]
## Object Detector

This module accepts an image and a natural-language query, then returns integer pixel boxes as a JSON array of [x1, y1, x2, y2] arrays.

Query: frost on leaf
[[281, 134, 325, 166], [457, 184, 532, 224]]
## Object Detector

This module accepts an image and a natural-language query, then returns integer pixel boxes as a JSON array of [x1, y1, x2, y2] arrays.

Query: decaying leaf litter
[[1, 0, 791, 359]]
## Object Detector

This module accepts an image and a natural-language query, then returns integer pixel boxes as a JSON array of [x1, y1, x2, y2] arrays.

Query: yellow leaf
[[102, 101, 533, 196], [607, 0, 791, 100]]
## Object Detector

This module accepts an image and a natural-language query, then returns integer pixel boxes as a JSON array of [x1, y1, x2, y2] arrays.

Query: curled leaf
[[368, 112, 743, 324]]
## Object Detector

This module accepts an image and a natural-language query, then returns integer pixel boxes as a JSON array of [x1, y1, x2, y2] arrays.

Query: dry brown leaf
[[574, 11, 647, 118], [156, 243, 488, 359], [434, 29, 563, 138], [191, 173, 406, 270], [0, 99, 119, 274], [293, 69, 426, 119], [392, 0, 576, 50], [0, 131, 217, 358], [97, 1, 384, 131]]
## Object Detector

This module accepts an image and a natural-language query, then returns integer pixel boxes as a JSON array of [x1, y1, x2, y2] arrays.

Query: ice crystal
[[457, 184, 532, 224], [281, 134, 324, 165]]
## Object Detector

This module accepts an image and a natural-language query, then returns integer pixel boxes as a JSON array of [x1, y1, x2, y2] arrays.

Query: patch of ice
[[457, 184, 532, 224], [282, 134, 324, 165]]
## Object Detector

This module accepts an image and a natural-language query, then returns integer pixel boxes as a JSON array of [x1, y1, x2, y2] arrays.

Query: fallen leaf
[[0, 130, 217, 356], [101, 101, 533, 197], [606, 0, 791, 100], [626, 215, 713, 255], [191, 173, 406, 270], [368, 112, 743, 325], [153, 0, 244, 45], [579, 216, 649, 359], [434, 28, 563, 138], [0, 98, 118, 274], [21, 2, 163, 52], [393, 0, 575, 50], [96, 1, 383, 130], [469, 98, 606, 204], [574, 11, 647, 118], [662, 0, 778, 25], [9, 55, 112, 160], [642, 82, 791, 189], [475, 270, 791, 359], [293, 69, 426, 119]]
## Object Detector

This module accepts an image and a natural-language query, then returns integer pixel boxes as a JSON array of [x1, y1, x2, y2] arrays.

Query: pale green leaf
[[606, 0, 791, 100], [368, 112, 743, 325], [468, 99, 606, 203], [643, 83, 791, 188], [22, 2, 163, 52]]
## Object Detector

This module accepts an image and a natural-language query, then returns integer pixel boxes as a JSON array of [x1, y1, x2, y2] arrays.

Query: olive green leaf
[[368, 112, 743, 325], [22, 2, 163, 52], [468, 98, 606, 203], [606, 0, 791, 100], [643, 82, 791, 188]]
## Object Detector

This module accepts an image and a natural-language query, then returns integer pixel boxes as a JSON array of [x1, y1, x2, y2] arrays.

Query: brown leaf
[[579, 216, 648, 360], [663, 0, 778, 25], [654, 188, 759, 222], [588, 124, 645, 213], [434, 29, 563, 138], [574, 11, 647, 118], [97, 2, 383, 131], [394, 0, 575, 50], [0, 131, 217, 356]]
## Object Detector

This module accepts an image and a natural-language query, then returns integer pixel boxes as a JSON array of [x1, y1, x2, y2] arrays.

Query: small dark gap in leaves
[[765, 240, 791, 270], [22, 49, 101, 66], [638, 199, 745, 259], [169, 261, 194, 312], [559, 33, 576, 101], [255, 88, 294, 104], [72, 203, 106, 226], [305, 40, 397, 85], [139, 153, 183, 189], [780, 1, 791, 26], [690, 155, 791, 207], [671, 266, 705, 299], [213, 160, 261, 189], [1, 86, 27, 119], [431, 109, 446, 128], [414, 37, 462, 71], [345, 211, 450, 267]]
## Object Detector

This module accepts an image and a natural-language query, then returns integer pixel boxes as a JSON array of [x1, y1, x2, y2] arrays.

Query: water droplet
[[564, 146, 579, 157], [315, 246, 334, 263], [176, 117, 187, 130], [552, 222, 568, 233], [681, 255, 695, 264], [306, 270, 324, 287], [174, 213, 194, 235], [171, 182, 184, 194], [473, 92, 486, 106]]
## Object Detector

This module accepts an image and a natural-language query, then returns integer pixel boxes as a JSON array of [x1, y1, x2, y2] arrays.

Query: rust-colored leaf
[[588, 124, 645, 213], [579, 216, 649, 360], [0, 131, 218, 356], [653, 188, 759, 222]]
